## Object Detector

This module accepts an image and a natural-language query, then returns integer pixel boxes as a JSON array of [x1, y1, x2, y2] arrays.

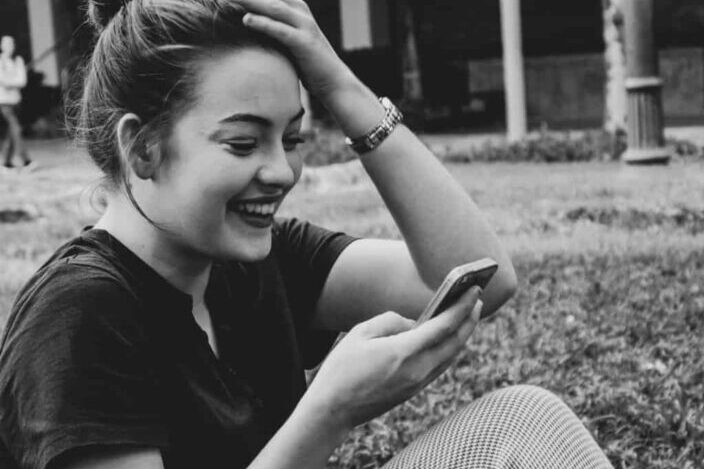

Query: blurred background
[[1, 0, 703, 136]]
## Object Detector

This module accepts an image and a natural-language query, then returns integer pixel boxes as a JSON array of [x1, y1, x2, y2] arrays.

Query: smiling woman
[[0, 1, 614, 469]]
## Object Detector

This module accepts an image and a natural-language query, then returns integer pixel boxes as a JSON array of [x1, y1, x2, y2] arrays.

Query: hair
[[67, 0, 290, 199]]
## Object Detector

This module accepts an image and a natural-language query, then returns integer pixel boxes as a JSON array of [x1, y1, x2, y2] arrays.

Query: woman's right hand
[[303, 286, 483, 430]]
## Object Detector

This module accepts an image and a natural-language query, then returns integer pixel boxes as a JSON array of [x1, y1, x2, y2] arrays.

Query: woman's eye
[[283, 135, 306, 152], [223, 139, 257, 156]]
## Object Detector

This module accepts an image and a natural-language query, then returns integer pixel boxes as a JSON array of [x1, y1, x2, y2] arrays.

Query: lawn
[[1, 139, 702, 468]]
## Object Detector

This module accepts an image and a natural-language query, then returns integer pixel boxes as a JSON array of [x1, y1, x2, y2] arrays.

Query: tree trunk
[[603, 0, 627, 133]]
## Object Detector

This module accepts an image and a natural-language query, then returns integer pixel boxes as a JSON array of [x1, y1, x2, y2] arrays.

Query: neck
[[95, 196, 212, 300]]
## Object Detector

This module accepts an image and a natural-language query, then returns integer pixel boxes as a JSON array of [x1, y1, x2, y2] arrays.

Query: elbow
[[495, 263, 518, 305], [499, 263, 518, 302], [481, 261, 518, 319]]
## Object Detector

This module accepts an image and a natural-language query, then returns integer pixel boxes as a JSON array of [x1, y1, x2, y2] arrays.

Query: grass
[[1, 139, 703, 468]]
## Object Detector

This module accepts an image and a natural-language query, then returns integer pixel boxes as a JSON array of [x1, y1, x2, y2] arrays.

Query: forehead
[[189, 47, 301, 124]]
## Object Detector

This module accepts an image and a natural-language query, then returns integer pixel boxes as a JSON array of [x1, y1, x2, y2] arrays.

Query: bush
[[300, 128, 357, 167], [442, 130, 703, 163], [441, 130, 624, 163], [300, 126, 702, 166]]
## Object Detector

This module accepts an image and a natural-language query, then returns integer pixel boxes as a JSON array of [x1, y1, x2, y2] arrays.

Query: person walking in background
[[0, 35, 33, 172]]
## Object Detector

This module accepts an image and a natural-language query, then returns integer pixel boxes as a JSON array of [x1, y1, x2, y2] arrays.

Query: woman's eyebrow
[[218, 108, 306, 127]]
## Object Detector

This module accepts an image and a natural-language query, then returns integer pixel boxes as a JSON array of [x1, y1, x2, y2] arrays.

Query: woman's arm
[[314, 78, 518, 328], [238, 0, 516, 329]]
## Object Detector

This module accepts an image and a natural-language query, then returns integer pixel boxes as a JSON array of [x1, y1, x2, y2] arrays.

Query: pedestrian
[[0, 1, 613, 468], [0, 35, 33, 172]]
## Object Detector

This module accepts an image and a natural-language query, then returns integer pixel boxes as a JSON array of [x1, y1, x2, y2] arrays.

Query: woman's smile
[[227, 194, 284, 228]]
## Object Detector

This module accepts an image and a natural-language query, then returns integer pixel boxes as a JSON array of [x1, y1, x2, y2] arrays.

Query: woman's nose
[[256, 149, 296, 188]]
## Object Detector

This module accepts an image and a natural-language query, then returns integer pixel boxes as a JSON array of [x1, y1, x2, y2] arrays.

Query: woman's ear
[[117, 113, 158, 180]]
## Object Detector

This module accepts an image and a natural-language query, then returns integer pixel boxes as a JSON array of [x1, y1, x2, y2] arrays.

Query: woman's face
[[145, 47, 304, 262]]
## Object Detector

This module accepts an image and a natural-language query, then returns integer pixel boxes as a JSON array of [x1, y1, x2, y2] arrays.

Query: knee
[[457, 384, 576, 435], [490, 384, 568, 410]]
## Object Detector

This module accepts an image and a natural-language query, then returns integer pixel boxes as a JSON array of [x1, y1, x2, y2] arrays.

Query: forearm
[[321, 78, 517, 314], [248, 394, 350, 469]]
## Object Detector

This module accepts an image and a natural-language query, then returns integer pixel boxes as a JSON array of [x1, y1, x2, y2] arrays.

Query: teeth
[[233, 201, 277, 216]]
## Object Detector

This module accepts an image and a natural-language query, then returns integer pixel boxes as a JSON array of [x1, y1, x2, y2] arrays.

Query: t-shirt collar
[[79, 227, 194, 309]]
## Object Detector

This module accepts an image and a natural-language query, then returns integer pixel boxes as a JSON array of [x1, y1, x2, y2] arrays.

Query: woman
[[0, 1, 614, 468], [0, 35, 32, 171]]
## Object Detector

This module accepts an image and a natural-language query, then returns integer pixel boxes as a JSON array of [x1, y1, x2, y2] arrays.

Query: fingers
[[352, 311, 416, 339], [430, 299, 482, 361], [410, 299, 483, 389], [242, 13, 301, 43], [400, 286, 483, 353], [279, 0, 312, 13], [235, 0, 309, 28]]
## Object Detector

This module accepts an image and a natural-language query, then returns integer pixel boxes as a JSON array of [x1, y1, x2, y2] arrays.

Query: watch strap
[[345, 97, 403, 154]]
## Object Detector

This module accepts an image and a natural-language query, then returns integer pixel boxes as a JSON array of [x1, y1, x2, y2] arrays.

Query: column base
[[622, 147, 671, 165]]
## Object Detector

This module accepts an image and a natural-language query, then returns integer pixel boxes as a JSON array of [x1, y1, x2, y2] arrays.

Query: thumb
[[354, 311, 415, 339]]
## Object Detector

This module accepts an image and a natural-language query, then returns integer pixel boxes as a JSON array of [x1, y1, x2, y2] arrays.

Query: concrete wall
[[26, 0, 59, 86], [660, 48, 704, 123], [468, 47, 704, 128]]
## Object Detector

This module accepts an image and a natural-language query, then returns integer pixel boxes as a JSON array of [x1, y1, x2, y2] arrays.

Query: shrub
[[301, 126, 702, 166], [300, 128, 358, 167], [441, 130, 624, 163]]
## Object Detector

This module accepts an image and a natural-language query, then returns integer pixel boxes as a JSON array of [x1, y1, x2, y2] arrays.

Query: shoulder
[[3, 259, 143, 353], [272, 217, 357, 255]]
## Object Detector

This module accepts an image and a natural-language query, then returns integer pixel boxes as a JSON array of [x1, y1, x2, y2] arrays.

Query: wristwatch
[[345, 97, 403, 154]]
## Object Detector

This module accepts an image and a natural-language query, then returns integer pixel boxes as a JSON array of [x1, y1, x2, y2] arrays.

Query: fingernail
[[473, 300, 484, 318]]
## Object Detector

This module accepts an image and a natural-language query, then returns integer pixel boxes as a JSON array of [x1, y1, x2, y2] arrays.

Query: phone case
[[415, 258, 498, 325]]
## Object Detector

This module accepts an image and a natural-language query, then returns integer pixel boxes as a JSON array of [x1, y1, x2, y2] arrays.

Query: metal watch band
[[345, 97, 404, 154]]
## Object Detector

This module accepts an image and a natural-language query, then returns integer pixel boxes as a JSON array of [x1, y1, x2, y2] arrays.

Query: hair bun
[[87, 0, 126, 32]]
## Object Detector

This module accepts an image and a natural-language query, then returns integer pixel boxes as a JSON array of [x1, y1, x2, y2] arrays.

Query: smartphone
[[415, 258, 498, 325]]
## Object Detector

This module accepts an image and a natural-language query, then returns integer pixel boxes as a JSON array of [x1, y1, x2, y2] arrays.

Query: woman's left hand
[[236, 0, 357, 102]]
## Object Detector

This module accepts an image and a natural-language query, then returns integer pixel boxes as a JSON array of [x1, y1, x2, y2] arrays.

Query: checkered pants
[[382, 385, 613, 469]]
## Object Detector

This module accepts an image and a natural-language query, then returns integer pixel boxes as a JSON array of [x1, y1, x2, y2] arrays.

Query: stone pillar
[[499, 0, 527, 142], [399, 0, 423, 103], [603, 0, 627, 134], [622, 0, 669, 164]]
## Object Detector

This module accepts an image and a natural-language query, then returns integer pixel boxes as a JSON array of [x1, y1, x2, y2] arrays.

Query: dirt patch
[[564, 206, 704, 233], [0, 208, 37, 224]]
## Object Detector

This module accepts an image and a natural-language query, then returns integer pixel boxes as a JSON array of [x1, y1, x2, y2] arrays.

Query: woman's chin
[[218, 230, 273, 263]]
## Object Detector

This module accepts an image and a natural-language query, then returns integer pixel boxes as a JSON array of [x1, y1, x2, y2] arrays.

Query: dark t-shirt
[[0, 218, 356, 469]]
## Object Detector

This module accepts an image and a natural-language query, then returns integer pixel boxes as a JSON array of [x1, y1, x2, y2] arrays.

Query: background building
[[1, 0, 703, 131]]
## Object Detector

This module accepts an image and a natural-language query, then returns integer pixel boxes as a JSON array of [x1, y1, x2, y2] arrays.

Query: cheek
[[290, 153, 304, 185]]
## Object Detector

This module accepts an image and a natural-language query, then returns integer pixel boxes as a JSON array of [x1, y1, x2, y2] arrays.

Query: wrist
[[294, 390, 354, 438], [319, 79, 386, 138]]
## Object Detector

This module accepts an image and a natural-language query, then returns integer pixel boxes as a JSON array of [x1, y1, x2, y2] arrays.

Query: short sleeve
[[0, 265, 168, 469], [272, 218, 358, 368]]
